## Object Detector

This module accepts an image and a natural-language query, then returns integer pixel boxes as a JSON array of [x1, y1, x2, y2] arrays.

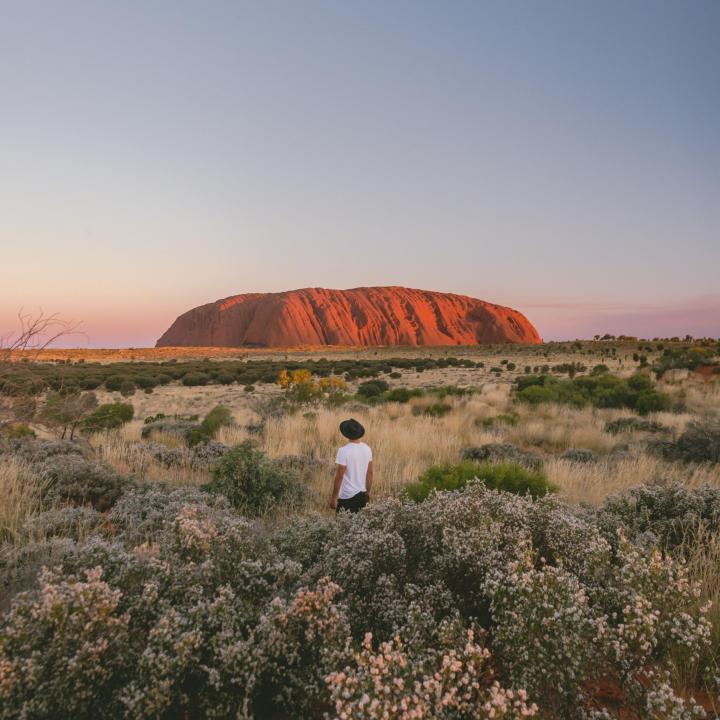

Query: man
[[329, 418, 373, 513]]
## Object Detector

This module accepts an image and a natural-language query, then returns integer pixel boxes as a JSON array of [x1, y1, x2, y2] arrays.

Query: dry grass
[[0, 457, 46, 545], [262, 400, 497, 499], [85, 371, 720, 510], [546, 454, 720, 506]]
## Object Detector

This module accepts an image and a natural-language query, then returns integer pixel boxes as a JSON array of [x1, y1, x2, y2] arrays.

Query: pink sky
[[2, 294, 717, 348]]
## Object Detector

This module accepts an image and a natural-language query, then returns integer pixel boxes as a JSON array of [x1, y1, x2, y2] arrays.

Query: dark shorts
[[336, 491, 368, 514]]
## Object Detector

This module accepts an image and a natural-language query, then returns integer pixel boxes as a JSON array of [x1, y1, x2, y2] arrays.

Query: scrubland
[[1, 340, 720, 719]]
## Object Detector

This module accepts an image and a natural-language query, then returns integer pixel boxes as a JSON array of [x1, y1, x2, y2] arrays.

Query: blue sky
[[1, 0, 718, 345]]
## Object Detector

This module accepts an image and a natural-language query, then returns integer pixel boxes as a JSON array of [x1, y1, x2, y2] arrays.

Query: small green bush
[[0, 422, 35, 439], [515, 372, 671, 415], [103, 375, 128, 392], [404, 461, 555, 502], [182, 372, 210, 387], [83, 403, 134, 432], [356, 379, 389, 398], [118, 380, 136, 397], [187, 405, 235, 447], [382, 387, 423, 403], [40, 455, 134, 512], [413, 402, 452, 418], [203, 440, 302, 515], [604, 417, 669, 435], [480, 413, 518, 429]]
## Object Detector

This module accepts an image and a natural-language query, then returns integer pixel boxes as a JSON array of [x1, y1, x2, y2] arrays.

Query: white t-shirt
[[335, 442, 372, 500]]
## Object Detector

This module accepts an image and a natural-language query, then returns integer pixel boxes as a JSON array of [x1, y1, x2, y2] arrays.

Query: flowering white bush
[[0, 482, 716, 718], [327, 623, 538, 719], [0, 566, 130, 718]]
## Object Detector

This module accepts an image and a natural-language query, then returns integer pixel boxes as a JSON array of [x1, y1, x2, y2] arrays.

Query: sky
[[1, 0, 718, 346]]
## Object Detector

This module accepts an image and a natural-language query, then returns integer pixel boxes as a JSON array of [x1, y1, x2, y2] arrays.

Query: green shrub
[[118, 380, 136, 397], [214, 371, 235, 385], [203, 440, 302, 515], [0, 422, 35, 439], [413, 402, 452, 418], [404, 461, 554, 502], [604, 417, 669, 435], [356, 379, 389, 398], [389, 371, 401, 379], [103, 375, 127, 392], [40, 455, 134, 512], [186, 405, 235, 447], [651, 419, 720, 464], [515, 372, 671, 415], [83, 403, 134, 432], [596, 482, 720, 551], [382, 387, 423, 403], [182, 372, 210, 387], [480, 413, 518, 429]]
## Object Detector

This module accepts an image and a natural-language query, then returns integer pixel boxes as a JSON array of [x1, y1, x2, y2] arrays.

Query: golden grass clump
[[0, 457, 46, 545]]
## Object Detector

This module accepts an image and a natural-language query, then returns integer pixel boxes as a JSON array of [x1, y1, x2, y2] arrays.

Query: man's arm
[[365, 460, 373, 499], [330, 464, 345, 509]]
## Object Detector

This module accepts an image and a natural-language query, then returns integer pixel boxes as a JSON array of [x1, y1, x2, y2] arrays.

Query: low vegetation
[[403, 461, 554, 501], [516, 372, 672, 414], [1, 341, 719, 718]]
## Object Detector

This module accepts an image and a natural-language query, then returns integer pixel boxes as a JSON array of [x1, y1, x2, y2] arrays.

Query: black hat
[[339, 418, 365, 440]]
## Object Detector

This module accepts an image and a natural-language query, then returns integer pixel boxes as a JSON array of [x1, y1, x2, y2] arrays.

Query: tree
[[1, 310, 80, 430], [38, 391, 98, 439], [83, 403, 135, 433]]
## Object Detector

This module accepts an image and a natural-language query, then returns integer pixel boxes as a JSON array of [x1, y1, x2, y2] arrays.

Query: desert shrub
[[430, 384, 471, 398], [0, 422, 35, 439], [461, 443, 543, 471], [515, 372, 671, 414], [413, 402, 452, 418], [118, 380, 136, 397], [486, 559, 600, 714], [480, 413, 519, 429], [107, 485, 230, 546], [40, 455, 134, 512], [213, 370, 235, 385], [203, 440, 303, 515], [0, 483, 713, 718], [182, 372, 210, 387], [186, 405, 234, 447], [605, 417, 670, 435], [559, 447, 599, 463], [328, 620, 538, 719], [21, 505, 103, 541], [356, 379, 389, 398], [0, 567, 131, 719], [389, 371, 401, 379], [83, 403, 134, 433], [382, 387, 423, 403], [652, 419, 720, 464], [191, 440, 230, 467], [140, 419, 197, 440], [80, 376, 103, 390], [0, 437, 84, 463], [244, 384, 255, 392], [596, 482, 720, 551], [103, 375, 128, 391], [404, 462, 554, 502]]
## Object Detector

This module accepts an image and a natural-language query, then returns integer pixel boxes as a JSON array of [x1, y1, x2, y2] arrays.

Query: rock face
[[156, 287, 541, 348]]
